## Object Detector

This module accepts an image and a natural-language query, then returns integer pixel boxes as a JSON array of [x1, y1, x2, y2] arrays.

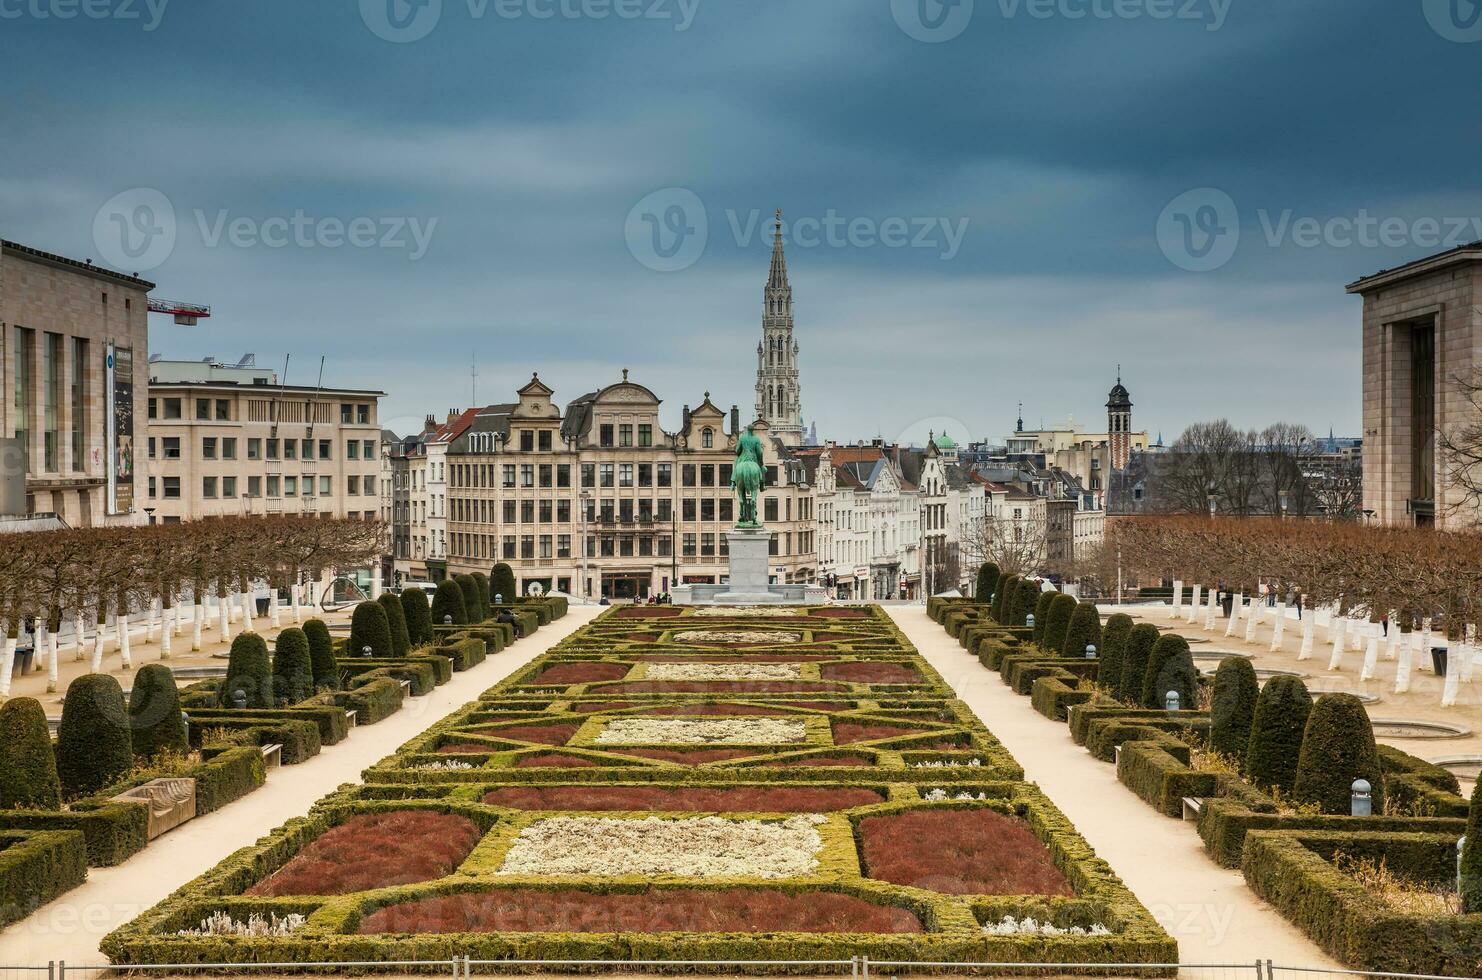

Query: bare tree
[[1439, 370, 1482, 526], [963, 509, 1047, 577]]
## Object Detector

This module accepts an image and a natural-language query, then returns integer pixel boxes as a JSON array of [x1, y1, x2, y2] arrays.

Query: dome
[[934, 432, 958, 449], [1106, 378, 1132, 410]]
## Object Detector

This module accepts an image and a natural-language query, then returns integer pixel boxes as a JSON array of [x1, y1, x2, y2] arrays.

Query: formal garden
[[98, 604, 1178, 970], [929, 555, 1482, 976]]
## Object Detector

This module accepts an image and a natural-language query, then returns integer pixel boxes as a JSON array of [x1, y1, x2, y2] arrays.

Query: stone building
[[1, 239, 152, 526], [143, 356, 384, 522], [1348, 242, 1482, 528], [755, 211, 805, 447]]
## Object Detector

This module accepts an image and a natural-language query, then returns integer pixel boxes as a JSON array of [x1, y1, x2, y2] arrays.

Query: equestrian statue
[[730, 423, 768, 529]]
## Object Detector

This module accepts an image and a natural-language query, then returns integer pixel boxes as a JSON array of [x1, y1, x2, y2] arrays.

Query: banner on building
[[106, 344, 135, 515]]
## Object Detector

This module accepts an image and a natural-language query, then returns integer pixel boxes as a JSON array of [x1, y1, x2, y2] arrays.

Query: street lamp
[[1279, 489, 1289, 520], [1206, 481, 1218, 518]]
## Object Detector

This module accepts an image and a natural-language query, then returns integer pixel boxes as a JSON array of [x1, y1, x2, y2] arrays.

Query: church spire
[[768, 208, 789, 289], [755, 207, 803, 446]]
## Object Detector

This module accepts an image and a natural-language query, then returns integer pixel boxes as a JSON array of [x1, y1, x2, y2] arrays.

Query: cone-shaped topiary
[[1245, 674, 1313, 794], [999, 575, 1024, 626], [1141, 633, 1197, 709], [219, 632, 274, 708], [472, 572, 491, 615], [976, 562, 1000, 604], [1061, 601, 1103, 659], [990, 572, 1011, 622], [1461, 777, 1482, 913], [57, 674, 134, 797], [272, 628, 315, 705], [348, 600, 393, 658], [399, 587, 432, 647], [377, 593, 411, 657], [490, 562, 517, 604], [1042, 593, 1078, 654], [455, 574, 482, 623], [0, 697, 62, 809], [1032, 590, 1055, 645], [1013, 578, 1040, 628], [1098, 613, 1134, 694], [431, 579, 467, 626], [303, 617, 339, 690], [1293, 693, 1385, 815], [1116, 623, 1160, 705], [1209, 657, 1260, 761], [128, 664, 187, 759]]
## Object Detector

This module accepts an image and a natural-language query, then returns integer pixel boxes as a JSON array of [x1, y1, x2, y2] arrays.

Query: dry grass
[[248, 811, 482, 896], [771, 754, 874, 767], [833, 722, 929, 744], [858, 809, 1074, 897], [358, 888, 923, 934], [512, 753, 599, 768], [1334, 853, 1461, 914]]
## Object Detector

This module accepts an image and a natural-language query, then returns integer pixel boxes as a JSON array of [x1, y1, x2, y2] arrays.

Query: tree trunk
[[1297, 617, 1315, 660], [218, 591, 232, 645], [1360, 624, 1380, 680], [1185, 584, 1201, 625], [1326, 617, 1346, 671], [0, 624, 17, 698], [192, 602, 205, 651], [161, 605, 174, 659]]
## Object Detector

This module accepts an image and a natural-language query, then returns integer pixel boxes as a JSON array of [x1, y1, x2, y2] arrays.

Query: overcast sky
[[3, 0, 1479, 446]]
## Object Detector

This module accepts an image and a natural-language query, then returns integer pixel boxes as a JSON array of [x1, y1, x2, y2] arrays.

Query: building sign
[[106, 344, 135, 515]]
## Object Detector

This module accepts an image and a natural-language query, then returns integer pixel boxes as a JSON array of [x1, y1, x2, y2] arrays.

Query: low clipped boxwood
[[1209, 657, 1259, 761], [430, 580, 467, 626], [1140, 634, 1198, 711], [975, 562, 1000, 604], [128, 664, 188, 760], [0, 829, 88, 930], [399, 587, 433, 647], [377, 593, 412, 657], [57, 674, 135, 798], [1041, 593, 1078, 654], [272, 628, 315, 705], [1098, 613, 1134, 695], [1031, 590, 1055, 645], [349, 601, 394, 659], [219, 632, 273, 709], [1245, 674, 1313, 794], [1060, 601, 1102, 659], [455, 574, 483, 623], [0, 697, 63, 809], [1293, 693, 1384, 816], [489, 562, 518, 605], [303, 618, 339, 691]]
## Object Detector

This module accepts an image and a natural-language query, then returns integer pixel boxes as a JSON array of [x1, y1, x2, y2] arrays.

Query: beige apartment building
[[1, 239, 152, 526], [432, 372, 815, 600], [143, 356, 385, 522]]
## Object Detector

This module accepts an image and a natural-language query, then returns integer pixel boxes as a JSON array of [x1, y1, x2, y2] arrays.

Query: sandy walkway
[[887, 605, 1338, 968], [0, 605, 601, 967]]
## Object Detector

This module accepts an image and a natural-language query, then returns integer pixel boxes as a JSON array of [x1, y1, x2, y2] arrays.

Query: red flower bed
[[598, 681, 845, 695], [532, 663, 630, 684], [833, 722, 929, 744], [810, 608, 871, 618], [614, 606, 683, 618], [248, 811, 481, 897], [622, 632, 661, 642], [782, 701, 853, 712], [821, 663, 922, 684], [512, 753, 598, 768], [631, 704, 794, 717], [571, 702, 633, 712], [482, 786, 884, 811], [631, 654, 833, 663], [771, 754, 873, 767], [473, 723, 579, 745], [437, 743, 494, 754], [614, 748, 757, 764], [359, 888, 922, 934], [857, 809, 1074, 896]]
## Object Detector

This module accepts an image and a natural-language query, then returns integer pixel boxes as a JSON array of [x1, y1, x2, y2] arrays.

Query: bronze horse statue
[[730, 424, 767, 529]]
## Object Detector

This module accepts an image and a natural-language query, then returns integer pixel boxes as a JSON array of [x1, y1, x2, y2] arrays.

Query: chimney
[[423, 414, 436, 432], [447, 409, 459, 425], [682, 404, 691, 431], [731, 405, 740, 434]]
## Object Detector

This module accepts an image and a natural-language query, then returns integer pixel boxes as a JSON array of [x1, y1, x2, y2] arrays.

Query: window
[[701, 533, 715, 557], [148, 476, 156, 498], [348, 476, 360, 495], [196, 398, 211, 420], [701, 498, 715, 521], [320, 476, 331, 496], [600, 463, 614, 488], [539, 464, 553, 488], [521, 500, 535, 523], [503, 464, 516, 488], [701, 464, 715, 487], [163, 397, 182, 419], [284, 476, 297, 496], [638, 424, 652, 447], [539, 500, 553, 522], [557, 534, 571, 558], [215, 399, 230, 421], [284, 440, 298, 460], [638, 463, 652, 487], [363, 475, 375, 495], [302, 439, 312, 459], [702, 427, 713, 449], [247, 438, 261, 460], [163, 437, 181, 460], [682, 533, 697, 557], [202, 437, 217, 460], [619, 463, 633, 487], [149, 397, 157, 420], [247, 475, 262, 497], [581, 464, 595, 488], [319, 439, 332, 460], [557, 500, 571, 522], [267, 475, 280, 496], [163, 476, 180, 499], [222, 476, 237, 498], [42, 333, 60, 471], [202, 476, 217, 498], [620, 535, 634, 557], [682, 465, 696, 487], [657, 498, 672, 521], [222, 438, 237, 460], [720, 499, 733, 522], [340, 403, 353, 424], [520, 464, 534, 488], [538, 430, 552, 451], [70, 338, 87, 468], [267, 438, 280, 460], [356, 404, 369, 424], [765, 498, 779, 522], [363, 439, 374, 458], [147, 437, 156, 459], [302, 473, 316, 496], [619, 424, 633, 447], [503, 535, 516, 559], [658, 463, 672, 488], [599, 424, 614, 447], [683, 499, 696, 521], [639, 536, 653, 557], [521, 535, 535, 559], [11, 329, 32, 462], [557, 464, 571, 488], [658, 536, 672, 557], [520, 430, 534, 451], [539, 535, 553, 559]]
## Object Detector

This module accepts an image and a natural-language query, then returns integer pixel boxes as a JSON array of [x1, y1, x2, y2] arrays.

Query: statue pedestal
[[715, 528, 773, 602]]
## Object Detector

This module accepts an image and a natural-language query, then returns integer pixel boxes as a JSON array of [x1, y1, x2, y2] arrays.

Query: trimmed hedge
[[490, 562, 518, 605], [0, 829, 88, 929], [974, 562, 999, 603], [57, 674, 135, 797], [1293, 693, 1384, 816], [1041, 593, 1078, 654], [219, 632, 273, 709], [195, 718, 322, 766], [990, 571, 1011, 622], [472, 572, 492, 616], [1463, 776, 1482, 912], [430, 579, 467, 626], [437, 636, 487, 671], [1031, 590, 1055, 644], [399, 587, 433, 647], [0, 697, 62, 809], [128, 664, 189, 760], [999, 575, 1025, 626], [1140, 634, 1196, 711], [1097, 614, 1133, 695], [455, 574, 483, 624], [1245, 674, 1312, 794], [1060, 602, 1102, 659], [1012, 579, 1039, 629], [377, 593, 412, 657], [1208, 657, 1259, 761], [1030, 671, 1096, 722], [303, 618, 339, 691], [339, 676, 406, 725], [1115, 623, 1159, 705], [272, 628, 315, 705], [1117, 734, 1218, 817], [189, 746, 267, 815], [348, 601, 393, 659]]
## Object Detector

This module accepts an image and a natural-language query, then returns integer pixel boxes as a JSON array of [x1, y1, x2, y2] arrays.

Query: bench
[[345, 709, 358, 729], [398, 679, 413, 697], [1113, 745, 1121, 764], [260, 744, 283, 770], [112, 777, 197, 839], [1181, 796, 1205, 821]]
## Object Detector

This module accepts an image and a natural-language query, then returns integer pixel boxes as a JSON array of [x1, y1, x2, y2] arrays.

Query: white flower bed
[[179, 912, 306, 937], [981, 915, 1110, 936], [413, 760, 474, 771], [594, 717, 808, 745], [691, 607, 801, 617], [924, 788, 989, 801], [672, 629, 802, 645], [644, 662, 802, 682], [909, 758, 983, 769], [497, 815, 824, 879]]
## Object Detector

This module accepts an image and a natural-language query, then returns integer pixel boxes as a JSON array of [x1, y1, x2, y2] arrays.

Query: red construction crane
[[147, 297, 212, 326]]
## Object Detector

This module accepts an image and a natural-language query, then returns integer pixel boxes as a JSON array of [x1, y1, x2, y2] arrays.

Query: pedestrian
[[1296, 592, 1304, 619], [1222, 590, 1234, 619]]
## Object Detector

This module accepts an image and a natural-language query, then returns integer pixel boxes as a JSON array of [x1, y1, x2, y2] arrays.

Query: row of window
[[450, 495, 751, 526], [10, 328, 88, 474], [448, 529, 811, 562], [147, 474, 379, 500], [148, 397, 373, 425], [148, 435, 377, 462]]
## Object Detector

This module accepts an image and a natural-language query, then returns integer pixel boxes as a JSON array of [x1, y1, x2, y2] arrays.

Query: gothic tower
[[755, 209, 804, 446], [1107, 368, 1133, 472]]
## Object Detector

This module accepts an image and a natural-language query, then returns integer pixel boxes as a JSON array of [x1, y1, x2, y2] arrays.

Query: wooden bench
[[260, 744, 283, 769], [1181, 796, 1205, 821], [398, 679, 413, 697], [345, 709, 358, 730]]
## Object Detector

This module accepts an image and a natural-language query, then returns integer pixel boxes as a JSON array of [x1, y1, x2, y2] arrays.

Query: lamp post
[[1206, 481, 1217, 518], [580, 490, 592, 601], [1279, 489, 1289, 520]]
